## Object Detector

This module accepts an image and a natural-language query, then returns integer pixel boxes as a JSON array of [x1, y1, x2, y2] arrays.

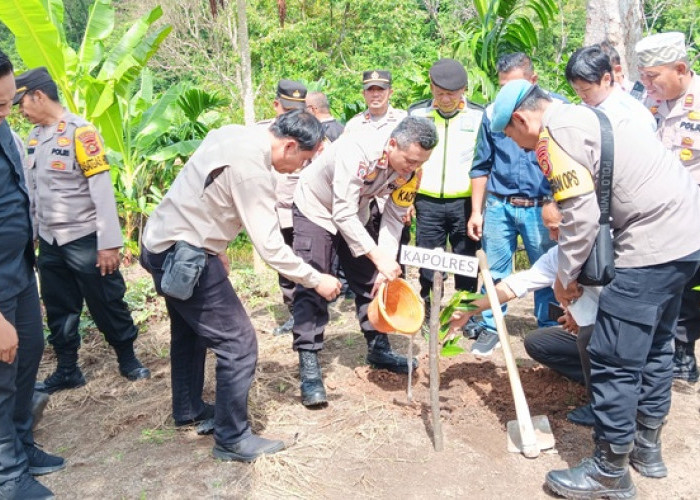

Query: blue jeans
[[480, 194, 556, 330]]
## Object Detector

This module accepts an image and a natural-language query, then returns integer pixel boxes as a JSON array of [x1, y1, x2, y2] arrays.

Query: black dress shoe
[[212, 434, 285, 462], [174, 403, 215, 427], [25, 444, 66, 476], [0, 473, 54, 500], [119, 366, 151, 381], [35, 368, 86, 394]]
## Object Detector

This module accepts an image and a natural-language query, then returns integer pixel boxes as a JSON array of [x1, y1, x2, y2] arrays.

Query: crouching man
[[140, 110, 341, 462], [291, 116, 438, 406]]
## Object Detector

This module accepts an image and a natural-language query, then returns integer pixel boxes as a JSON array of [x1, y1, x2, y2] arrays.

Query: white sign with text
[[399, 245, 478, 277]]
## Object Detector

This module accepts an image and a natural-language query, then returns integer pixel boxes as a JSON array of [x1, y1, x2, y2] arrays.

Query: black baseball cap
[[429, 59, 468, 91], [13, 67, 54, 105], [362, 70, 392, 90], [276, 80, 307, 110]]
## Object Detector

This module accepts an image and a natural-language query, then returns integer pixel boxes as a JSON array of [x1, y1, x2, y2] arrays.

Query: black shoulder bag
[[577, 108, 615, 286]]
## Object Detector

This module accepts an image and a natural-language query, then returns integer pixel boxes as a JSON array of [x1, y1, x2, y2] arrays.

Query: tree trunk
[[585, 0, 643, 80], [236, 0, 255, 126], [235, 0, 264, 272]]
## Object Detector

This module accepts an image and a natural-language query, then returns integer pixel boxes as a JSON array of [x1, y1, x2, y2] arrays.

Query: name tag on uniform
[[536, 128, 595, 202]]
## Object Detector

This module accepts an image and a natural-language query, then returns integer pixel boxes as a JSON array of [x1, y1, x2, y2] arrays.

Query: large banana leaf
[[98, 6, 165, 81], [78, 0, 115, 75], [134, 82, 187, 150], [0, 0, 74, 109]]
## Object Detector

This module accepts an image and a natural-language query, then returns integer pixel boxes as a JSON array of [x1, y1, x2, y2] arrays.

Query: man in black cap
[[14, 67, 150, 394], [0, 51, 63, 500], [258, 80, 309, 336], [409, 58, 484, 324], [344, 70, 406, 133]]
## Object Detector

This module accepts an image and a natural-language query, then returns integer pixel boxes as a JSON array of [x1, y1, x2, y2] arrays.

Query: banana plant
[[453, 0, 558, 100], [0, 0, 171, 158]]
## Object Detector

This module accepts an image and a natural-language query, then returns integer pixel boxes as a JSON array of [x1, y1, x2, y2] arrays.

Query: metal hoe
[[476, 250, 555, 458]]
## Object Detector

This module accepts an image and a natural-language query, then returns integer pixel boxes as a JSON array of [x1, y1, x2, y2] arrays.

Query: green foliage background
[[3, 0, 700, 259]]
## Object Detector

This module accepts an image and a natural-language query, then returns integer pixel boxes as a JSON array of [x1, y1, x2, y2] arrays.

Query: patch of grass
[[139, 428, 175, 445]]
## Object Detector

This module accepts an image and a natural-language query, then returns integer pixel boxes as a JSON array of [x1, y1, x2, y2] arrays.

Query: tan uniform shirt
[[343, 106, 407, 134], [537, 101, 700, 287], [645, 71, 700, 183], [23, 111, 122, 250], [142, 125, 321, 289], [294, 131, 417, 258]]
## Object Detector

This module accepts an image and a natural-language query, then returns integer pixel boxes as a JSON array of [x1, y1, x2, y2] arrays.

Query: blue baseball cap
[[491, 79, 534, 133]]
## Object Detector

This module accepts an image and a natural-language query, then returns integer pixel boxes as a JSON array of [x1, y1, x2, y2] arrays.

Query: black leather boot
[[673, 340, 699, 383], [366, 334, 417, 374], [35, 351, 85, 394], [298, 350, 327, 407], [546, 441, 636, 499], [630, 413, 667, 478]]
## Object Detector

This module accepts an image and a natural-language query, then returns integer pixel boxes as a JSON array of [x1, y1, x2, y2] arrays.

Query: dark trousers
[[278, 227, 295, 313], [291, 206, 381, 351], [38, 233, 137, 356], [415, 194, 478, 301], [140, 246, 257, 446], [674, 264, 700, 344], [589, 260, 699, 445], [524, 325, 593, 389], [0, 278, 43, 484]]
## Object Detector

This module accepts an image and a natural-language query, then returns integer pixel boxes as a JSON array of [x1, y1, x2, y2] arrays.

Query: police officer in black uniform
[[0, 51, 63, 500]]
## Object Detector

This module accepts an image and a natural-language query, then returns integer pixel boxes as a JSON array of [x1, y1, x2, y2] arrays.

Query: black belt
[[490, 193, 548, 208]]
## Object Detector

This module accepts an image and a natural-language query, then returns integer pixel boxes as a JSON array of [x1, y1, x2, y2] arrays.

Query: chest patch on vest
[[57, 137, 71, 147], [75, 126, 110, 177], [536, 128, 595, 202], [391, 171, 420, 208]]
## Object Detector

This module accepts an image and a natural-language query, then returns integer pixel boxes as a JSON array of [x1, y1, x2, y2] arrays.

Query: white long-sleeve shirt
[[502, 246, 600, 326]]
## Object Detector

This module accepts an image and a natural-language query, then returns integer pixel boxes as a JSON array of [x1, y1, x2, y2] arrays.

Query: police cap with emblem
[[635, 32, 687, 68], [490, 79, 535, 133], [276, 79, 307, 110], [429, 58, 468, 91], [13, 67, 55, 105], [362, 70, 392, 90]]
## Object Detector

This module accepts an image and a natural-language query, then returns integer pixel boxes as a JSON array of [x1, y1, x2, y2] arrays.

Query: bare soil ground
[[34, 266, 700, 499]]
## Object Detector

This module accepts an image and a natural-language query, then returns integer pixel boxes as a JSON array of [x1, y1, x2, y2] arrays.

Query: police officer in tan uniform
[[491, 79, 700, 498], [344, 70, 406, 133], [14, 68, 150, 394], [291, 116, 438, 407], [636, 32, 700, 384], [141, 110, 341, 461], [258, 80, 308, 336]]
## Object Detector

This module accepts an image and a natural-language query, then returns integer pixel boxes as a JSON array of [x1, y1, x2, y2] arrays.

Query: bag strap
[[589, 108, 614, 223]]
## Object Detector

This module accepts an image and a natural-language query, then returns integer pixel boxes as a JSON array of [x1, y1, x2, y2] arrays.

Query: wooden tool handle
[[477, 250, 539, 458]]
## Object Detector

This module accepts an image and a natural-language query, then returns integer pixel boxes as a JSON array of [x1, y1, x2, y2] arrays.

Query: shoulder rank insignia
[[75, 125, 110, 177], [56, 121, 66, 133], [536, 128, 595, 202]]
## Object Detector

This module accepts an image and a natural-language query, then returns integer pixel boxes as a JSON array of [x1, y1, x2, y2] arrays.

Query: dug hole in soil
[[35, 266, 700, 499]]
